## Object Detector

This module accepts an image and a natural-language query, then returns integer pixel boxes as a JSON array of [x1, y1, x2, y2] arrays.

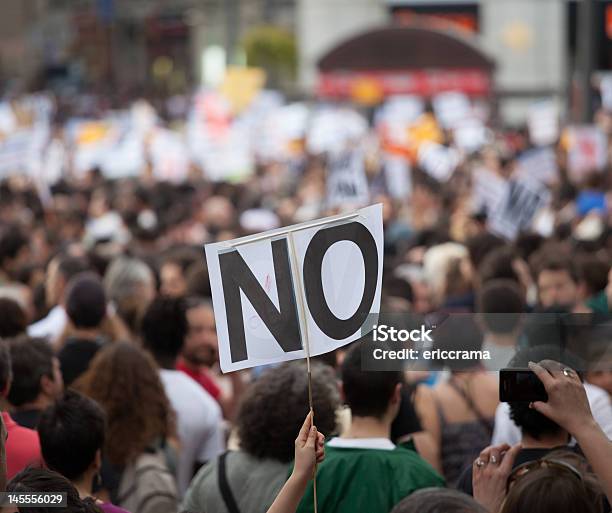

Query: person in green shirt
[[296, 344, 445, 513]]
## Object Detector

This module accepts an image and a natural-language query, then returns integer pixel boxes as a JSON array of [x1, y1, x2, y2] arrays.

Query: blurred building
[[0, 0, 296, 98], [298, 0, 612, 123], [0, 0, 610, 123]]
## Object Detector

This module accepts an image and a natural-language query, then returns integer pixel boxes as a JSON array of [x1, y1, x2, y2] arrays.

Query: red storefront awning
[[317, 26, 495, 99]]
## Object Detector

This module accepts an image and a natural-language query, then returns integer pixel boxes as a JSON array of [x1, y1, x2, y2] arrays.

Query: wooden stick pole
[[287, 231, 318, 513]]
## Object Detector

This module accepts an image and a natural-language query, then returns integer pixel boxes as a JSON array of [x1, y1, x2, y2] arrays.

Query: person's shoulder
[[5, 419, 41, 454], [162, 370, 221, 413], [182, 454, 221, 510], [7, 420, 39, 441], [585, 382, 611, 403], [391, 446, 445, 483]]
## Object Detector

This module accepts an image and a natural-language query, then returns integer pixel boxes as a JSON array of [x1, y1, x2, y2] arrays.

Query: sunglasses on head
[[506, 458, 583, 492]]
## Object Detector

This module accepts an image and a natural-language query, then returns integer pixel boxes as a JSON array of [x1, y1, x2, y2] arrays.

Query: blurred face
[[537, 269, 578, 309], [183, 304, 218, 367], [41, 357, 64, 400], [160, 262, 187, 297], [411, 280, 433, 314]]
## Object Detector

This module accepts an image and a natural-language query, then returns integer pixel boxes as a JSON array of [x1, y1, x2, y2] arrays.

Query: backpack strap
[[218, 452, 241, 513]]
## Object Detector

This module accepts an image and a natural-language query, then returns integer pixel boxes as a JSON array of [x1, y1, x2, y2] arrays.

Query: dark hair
[[7, 467, 102, 513], [391, 488, 488, 513], [185, 263, 211, 298], [38, 390, 106, 480], [507, 346, 570, 440], [0, 341, 12, 392], [501, 465, 600, 513], [184, 296, 212, 311], [64, 272, 106, 329], [56, 255, 90, 282], [478, 246, 520, 285], [0, 297, 27, 338], [341, 342, 402, 418], [7, 336, 55, 407], [576, 253, 610, 296], [383, 275, 414, 303], [533, 252, 578, 284], [236, 361, 339, 462], [466, 233, 505, 269], [161, 247, 200, 274], [141, 296, 188, 363], [0, 225, 28, 269], [477, 279, 525, 334]]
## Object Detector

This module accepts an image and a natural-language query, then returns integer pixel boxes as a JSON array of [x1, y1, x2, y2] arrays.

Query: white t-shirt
[[492, 382, 612, 445], [28, 305, 67, 342], [160, 369, 224, 495]]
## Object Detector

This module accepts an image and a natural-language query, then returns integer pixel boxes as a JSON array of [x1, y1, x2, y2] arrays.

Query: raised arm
[[266, 411, 324, 513], [529, 360, 612, 504]]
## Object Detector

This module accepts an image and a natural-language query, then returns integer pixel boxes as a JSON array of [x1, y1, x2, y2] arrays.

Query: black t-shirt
[[58, 336, 106, 387], [391, 384, 422, 443], [11, 409, 42, 430], [455, 446, 577, 495]]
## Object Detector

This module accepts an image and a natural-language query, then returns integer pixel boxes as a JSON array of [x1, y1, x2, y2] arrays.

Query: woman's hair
[[74, 342, 173, 467], [501, 460, 603, 513], [236, 361, 340, 462], [8, 467, 101, 513], [391, 488, 488, 513]]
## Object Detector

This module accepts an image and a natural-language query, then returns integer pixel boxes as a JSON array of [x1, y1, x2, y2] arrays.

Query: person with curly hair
[[75, 342, 179, 513], [181, 361, 340, 513]]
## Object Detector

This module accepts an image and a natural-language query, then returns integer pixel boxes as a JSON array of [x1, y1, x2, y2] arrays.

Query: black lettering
[[303, 222, 378, 339], [219, 239, 302, 363]]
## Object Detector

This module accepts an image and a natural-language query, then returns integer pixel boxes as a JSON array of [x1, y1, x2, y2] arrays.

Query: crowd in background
[[0, 85, 611, 513]]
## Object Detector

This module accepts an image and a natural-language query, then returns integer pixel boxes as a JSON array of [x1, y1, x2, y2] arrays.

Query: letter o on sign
[[303, 222, 378, 340]]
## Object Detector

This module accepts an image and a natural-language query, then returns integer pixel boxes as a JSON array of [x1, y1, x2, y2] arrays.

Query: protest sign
[[471, 167, 508, 218], [149, 128, 190, 183], [254, 102, 309, 163], [488, 176, 551, 240], [432, 91, 471, 129], [327, 149, 370, 208], [383, 154, 412, 200], [205, 204, 383, 373], [0, 130, 36, 177], [566, 125, 607, 183], [375, 95, 424, 130], [527, 100, 559, 146], [418, 142, 460, 182], [306, 107, 368, 155], [516, 147, 559, 185], [453, 117, 487, 153], [71, 120, 118, 177]]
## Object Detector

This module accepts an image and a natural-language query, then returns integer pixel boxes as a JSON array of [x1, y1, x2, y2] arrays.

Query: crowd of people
[[0, 84, 611, 513]]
